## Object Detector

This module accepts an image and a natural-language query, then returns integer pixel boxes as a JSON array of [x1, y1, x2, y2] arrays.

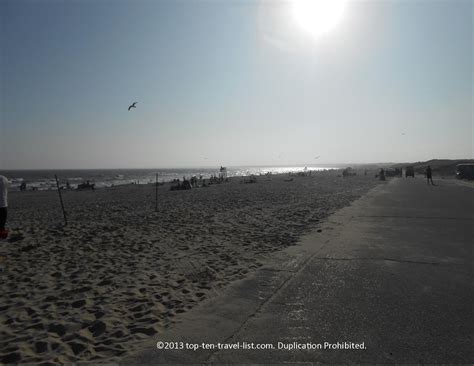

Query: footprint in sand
[[130, 304, 146, 313], [34, 341, 48, 353], [71, 299, 87, 308], [87, 320, 106, 337], [47, 323, 67, 336], [92, 310, 105, 319], [1, 352, 21, 364], [68, 341, 88, 355], [163, 301, 174, 309], [129, 326, 158, 336]]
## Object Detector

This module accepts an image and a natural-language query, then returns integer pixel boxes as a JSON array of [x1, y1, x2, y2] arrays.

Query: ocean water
[[1, 166, 338, 191]]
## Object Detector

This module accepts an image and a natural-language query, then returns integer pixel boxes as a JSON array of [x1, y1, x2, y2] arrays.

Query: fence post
[[55, 175, 68, 226], [155, 173, 158, 212]]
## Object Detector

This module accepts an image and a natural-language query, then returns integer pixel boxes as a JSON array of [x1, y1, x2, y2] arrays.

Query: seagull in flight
[[128, 102, 137, 111]]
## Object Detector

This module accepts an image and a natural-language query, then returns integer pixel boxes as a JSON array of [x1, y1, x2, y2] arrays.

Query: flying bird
[[314, 156, 320, 159], [128, 102, 137, 111]]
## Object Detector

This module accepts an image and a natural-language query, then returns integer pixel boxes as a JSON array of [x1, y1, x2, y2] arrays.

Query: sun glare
[[292, 0, 347, 40]]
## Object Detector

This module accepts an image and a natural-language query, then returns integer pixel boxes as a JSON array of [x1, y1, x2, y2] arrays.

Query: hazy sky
[[1, 0, 472, 169]]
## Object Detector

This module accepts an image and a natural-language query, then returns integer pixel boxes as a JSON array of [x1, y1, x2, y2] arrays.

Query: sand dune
[[0, 170, 378, 363]]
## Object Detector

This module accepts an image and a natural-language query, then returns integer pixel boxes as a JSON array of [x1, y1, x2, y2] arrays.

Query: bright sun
[[291, 0, 347, 40]]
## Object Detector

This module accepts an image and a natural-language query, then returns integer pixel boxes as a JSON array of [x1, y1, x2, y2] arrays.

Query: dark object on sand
[[170, 179, 192, 191], [456, 164, 474, 180], [128, 102, 137, 111], [77, 181, 95, 190], [405, 166, 415, 178], [243, 175, 257, 184], [425, 166, 434, 185], [182, 180, 192, 190]]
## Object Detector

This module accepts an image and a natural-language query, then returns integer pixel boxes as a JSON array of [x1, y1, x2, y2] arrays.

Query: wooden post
[[55, 175, 68, 226], [155, 173, 158, 212]]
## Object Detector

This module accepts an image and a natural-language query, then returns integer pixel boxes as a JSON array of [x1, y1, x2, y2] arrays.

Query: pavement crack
[[259, 267, 298, 273], [312, 257, 449, 265], [354, 215, 474, 220]]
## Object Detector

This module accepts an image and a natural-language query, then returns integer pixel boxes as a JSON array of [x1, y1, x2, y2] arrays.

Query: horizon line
[[2, 158, 473, 171]]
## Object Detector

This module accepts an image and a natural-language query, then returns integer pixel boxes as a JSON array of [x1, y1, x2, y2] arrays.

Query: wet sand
[[0, 170, 378, 363]]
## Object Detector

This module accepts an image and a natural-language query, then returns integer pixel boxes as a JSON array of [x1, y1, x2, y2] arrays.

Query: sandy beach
[[0, 170, 378, 363]]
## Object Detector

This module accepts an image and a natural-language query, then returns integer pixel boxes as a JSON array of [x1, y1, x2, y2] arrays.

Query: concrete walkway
[[126, 177, 474, 364]]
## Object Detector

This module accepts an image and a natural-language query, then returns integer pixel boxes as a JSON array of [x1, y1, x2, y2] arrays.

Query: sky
[[0, 0, 472, 169]]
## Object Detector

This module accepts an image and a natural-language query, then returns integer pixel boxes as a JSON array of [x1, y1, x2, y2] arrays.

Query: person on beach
[[379, 168, 385, 181], [425, 165, 434, 185], [0, 175, 9, 237]]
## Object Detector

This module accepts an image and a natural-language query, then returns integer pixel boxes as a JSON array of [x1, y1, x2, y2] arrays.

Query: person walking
[[0, 175, 9, 238], [425, 165, 434, 185]]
